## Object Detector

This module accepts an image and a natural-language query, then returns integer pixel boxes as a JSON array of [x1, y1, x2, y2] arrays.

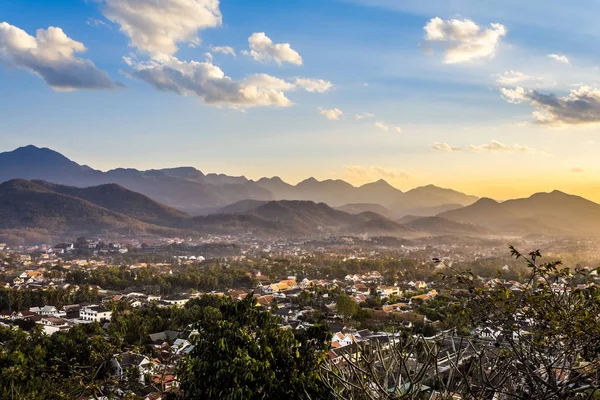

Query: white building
[[80, 305, 112, 322]]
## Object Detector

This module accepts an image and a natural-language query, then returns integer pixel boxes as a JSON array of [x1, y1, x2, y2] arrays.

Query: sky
[[2, 0, 600, 201]]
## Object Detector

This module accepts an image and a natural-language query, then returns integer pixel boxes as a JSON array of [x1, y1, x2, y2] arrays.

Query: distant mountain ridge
[[2, 177, 598, 243], [0, 145, 479, 217], [438, 190, 600, 237], [0, 179, 423, 240], [0, 179, 177, 235]]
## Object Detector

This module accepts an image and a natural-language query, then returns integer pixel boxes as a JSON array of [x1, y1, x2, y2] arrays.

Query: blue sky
[[2, 0, 600, 200]]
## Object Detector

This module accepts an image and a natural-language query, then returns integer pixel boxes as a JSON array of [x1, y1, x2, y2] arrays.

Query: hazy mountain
[[255, 177, 297, 199], [293, 178, 357, 206], [0, 180, 420, 240], [191, 201, 416, 237], [438, 191, 600, 237], [337, 203, 393, 218], [156, 167, 205, 182], [30, 180, 189, 226], [0, 145, 99, 185], [0, 145, 478, 217], [354, 179, 405, 204], [390, 185, 478, 216], [400, 216, 489, 236], [204, 173, 249, 186], [0, 146, 273, 215], [0, 179, 174, 235], [217, 199, 269, 214], [256, 177, 404, 207], [398, 203, 464, 217]]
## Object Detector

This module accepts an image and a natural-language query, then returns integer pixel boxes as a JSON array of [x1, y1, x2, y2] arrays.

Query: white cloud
[[495, 70, 541, 86], [375, 121, 389, 131], [128, 57, 293, 108], [432, 142, 461, 152], [211, 45, 236, 57], [469, 140, 549, 155], [500, 86, 528, 104], [243, 73, 296, 91], [548, 54, 569, 64], [101, 0, 221, 60], [354, 112, 375, 120], [423, 17, 506, 64], [242, 32, 302, 66], [204, 52, 213, 62], [243, 74, 332, 93], [86, 18, 109, 28], [319, 107, 343, 120], [343, 165, 411, 183], [394, 126, 402, 133], [0, 22, 116, 91], [501, 85, 600, 126], [294, 78, 332, 93]]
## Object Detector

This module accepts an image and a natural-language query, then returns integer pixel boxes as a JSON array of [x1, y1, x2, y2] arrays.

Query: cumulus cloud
[[571, 167, 585, 173], [211, 45, 235, 57], [0, 22, 116, 91], [355, 112, 375, 120], [242, 32, 302, 66], [128, 57, 295, 108], [343, 165, 411, 184], [101, 0, 222, 60], [500, 86, 528, 104], [469, 140, 549, 155], [423, 17, 506, 64], [501, 85, 600, 126], [294, 78, 332, 93], [548, 54, 569, 64], [318, 107, 343, 120], [375, 122, 389, 132], [243, 73, 296, 91], [432, 142, 461, 152]]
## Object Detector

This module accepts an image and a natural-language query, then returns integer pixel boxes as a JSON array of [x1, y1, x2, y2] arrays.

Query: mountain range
[[0, 179, 444, 241], [0, 145, 478, 217], [439, 191, 600, 237], [2, 145, 599, 243], [1, 177, 599, 243]]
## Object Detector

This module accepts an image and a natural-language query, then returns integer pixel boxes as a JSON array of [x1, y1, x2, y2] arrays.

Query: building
[[80, 305, 112, 322]]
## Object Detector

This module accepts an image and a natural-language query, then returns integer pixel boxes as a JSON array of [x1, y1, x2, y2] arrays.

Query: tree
[[336, 293, 358, 324], [324, 247, 600, 400], [174, 294, 332, 399]]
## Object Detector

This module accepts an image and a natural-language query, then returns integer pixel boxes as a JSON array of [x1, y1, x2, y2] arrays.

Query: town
[[1, 235, 599, 399]]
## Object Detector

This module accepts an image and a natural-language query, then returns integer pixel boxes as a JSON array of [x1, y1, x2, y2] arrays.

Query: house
[[37, 317, 71, 335], [80, 305, 112, 322], [414, 281, 428, 290], [331, 332, 357, 347], [152, 374, 177, 391], [162, 296, 190, 307], [352, 283, 370, 294], [382, 302, 410, 313], [377, 285, 401, 298], [112, 352, 154, 384], [30, 305, 64, 317]]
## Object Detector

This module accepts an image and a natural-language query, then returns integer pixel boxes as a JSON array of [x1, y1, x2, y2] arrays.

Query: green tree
[[336, 293, 358, 324], [174, 294, 332, 399]]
